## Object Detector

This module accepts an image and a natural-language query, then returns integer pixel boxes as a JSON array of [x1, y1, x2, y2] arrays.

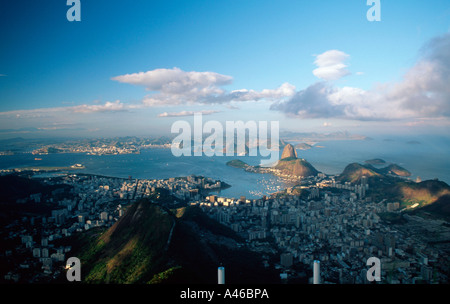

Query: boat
[[70, 164, 85, 169]]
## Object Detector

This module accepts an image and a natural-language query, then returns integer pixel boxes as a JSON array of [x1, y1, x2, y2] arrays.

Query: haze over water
[[1, 135, 449, 199]]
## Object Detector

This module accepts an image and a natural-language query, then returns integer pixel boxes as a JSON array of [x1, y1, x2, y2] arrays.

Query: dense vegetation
[[338, 163, 450, 221], [70, 197, 279, 284], [72, 200, 173, 283]]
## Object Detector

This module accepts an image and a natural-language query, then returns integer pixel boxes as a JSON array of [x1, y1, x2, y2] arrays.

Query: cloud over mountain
[[272, 33, 450, 121], [386, 33, 450, 118]]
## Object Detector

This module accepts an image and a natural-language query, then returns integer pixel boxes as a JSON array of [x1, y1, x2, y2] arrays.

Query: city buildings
[[0, 172, 448, 284]]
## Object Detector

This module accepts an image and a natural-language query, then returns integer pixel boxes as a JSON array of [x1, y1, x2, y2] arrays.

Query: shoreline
[[1, 145, 449, 188]]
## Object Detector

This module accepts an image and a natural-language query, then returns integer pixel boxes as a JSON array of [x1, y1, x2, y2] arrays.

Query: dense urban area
[[1, 168, 448, 284]]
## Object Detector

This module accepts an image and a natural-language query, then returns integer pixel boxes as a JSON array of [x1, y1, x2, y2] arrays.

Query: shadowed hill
[[338, 163, 450, 220], [338, 162, 410, 184], [165, 206, 278, 284], [0, 174, 71, 203], [337, 163, 381, 183], [0, 174, 72, 227], [377, 180, 450, 221], [411, 194, 450, 221], [75, 200, 173, 283], [71, 199, 279, 284], [395, 180, 450, 208]]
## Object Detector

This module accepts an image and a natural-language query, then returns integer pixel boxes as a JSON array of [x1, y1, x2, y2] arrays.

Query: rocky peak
[[280, 143, 298, 160]]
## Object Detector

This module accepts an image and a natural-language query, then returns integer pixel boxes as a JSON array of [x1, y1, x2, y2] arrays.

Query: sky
[[0, 0, 449, 139]]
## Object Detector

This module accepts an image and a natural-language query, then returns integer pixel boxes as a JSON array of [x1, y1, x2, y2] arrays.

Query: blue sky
[[0, 0, 449, 139]]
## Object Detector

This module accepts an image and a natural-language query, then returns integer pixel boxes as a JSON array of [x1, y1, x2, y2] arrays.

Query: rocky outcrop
[[280, 143, 298, 159]]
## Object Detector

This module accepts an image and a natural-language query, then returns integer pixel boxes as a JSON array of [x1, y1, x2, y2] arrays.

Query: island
[[225, 159, 251, 170], [364, 158, 386, 165], [294, 143, 313, 150]]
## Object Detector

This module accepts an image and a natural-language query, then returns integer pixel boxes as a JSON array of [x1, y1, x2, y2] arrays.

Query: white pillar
[[313, 260, 320, 284], [218, 266, 225, 284]]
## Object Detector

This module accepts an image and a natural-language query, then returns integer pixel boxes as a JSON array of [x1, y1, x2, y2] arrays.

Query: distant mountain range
[[0, 131, 368, 155], [280, 131, 369, 142]]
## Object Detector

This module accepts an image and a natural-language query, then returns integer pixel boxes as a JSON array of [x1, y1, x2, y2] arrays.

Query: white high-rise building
[[313, 260, 320, 284], [218, 266, 225, 284]]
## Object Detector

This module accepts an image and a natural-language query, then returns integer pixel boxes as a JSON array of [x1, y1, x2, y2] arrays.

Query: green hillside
[[337, 163, 450, 220], [338, 163, 381, 183], [394, 180, 450, 209], [70, 198, 279, 284], [75, 200, 173, 283], [379, 164, 411, 177]]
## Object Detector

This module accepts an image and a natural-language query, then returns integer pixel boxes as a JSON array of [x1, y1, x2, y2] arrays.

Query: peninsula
[[226, 143, 320, 179]]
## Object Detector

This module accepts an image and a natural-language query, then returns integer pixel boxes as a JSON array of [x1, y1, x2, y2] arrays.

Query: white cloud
[[272, 33, 450, 122], [158, 110, 221, 117], [113, 67, 295, 106], [0, 100, 128, 120], [70, 100, 127, 113], [112, 68, 233, 93], [312, 50, 351, 81], [0, 100, 134, 137], [271, 81, 419, 121], [225, 104, 240, 110], [113, 67, 232, 106], [228, 82, 296, 102]]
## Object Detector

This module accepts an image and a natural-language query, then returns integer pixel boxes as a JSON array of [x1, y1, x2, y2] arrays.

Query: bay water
[[1, 135, 449, 199]]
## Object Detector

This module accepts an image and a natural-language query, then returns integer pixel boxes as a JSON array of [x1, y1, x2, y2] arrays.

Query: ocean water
[[299, 135, 450, 183], [0, 135, 449, 199]]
